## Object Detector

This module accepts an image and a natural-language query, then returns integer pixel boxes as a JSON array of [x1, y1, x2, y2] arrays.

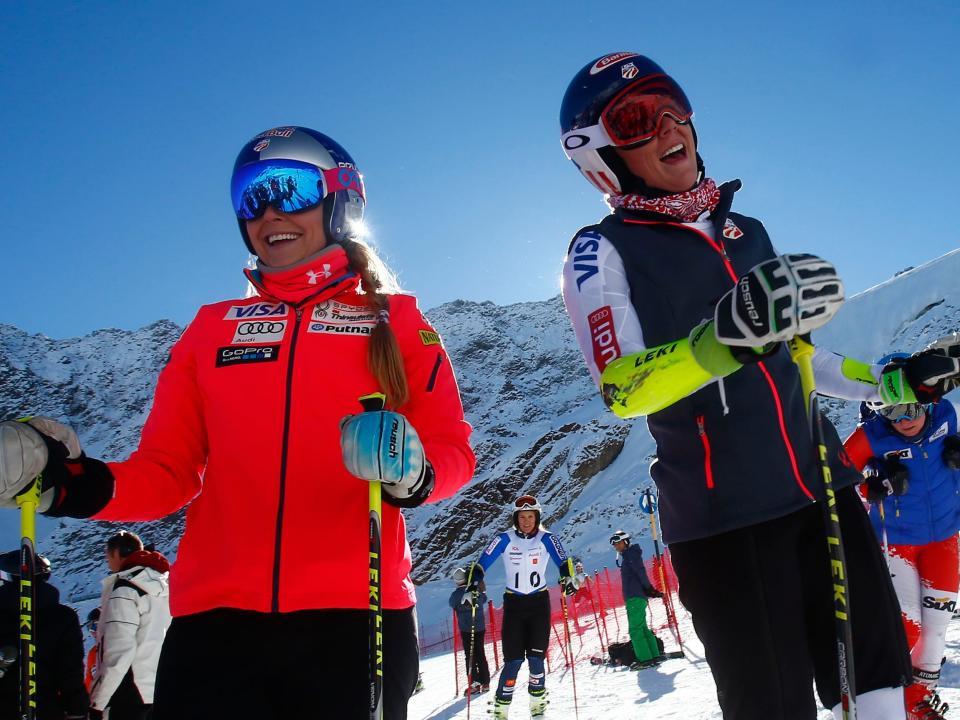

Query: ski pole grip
[[359, 392, 386, 413]]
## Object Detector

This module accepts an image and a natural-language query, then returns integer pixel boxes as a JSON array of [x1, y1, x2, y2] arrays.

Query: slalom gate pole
[[560, 593, 579, 720], [584, 577, 606, 653], [15, 419, 40, 720], [593, 571, 612, 647], [358, 394, 386, 720], [640, 488, 684, 651], [788, 336, 857, 720], [603, 568, 622, 636]]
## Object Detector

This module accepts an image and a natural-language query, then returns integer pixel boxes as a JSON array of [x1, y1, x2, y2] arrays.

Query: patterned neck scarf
[[607, 177, 721, 222]]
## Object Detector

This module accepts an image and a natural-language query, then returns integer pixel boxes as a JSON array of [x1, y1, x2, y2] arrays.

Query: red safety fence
[[445, 553, 683, 697]]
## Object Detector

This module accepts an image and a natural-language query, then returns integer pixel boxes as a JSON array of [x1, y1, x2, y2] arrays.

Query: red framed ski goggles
[[231, 159, 365, 221], [600, 74, 693, 147], [514, 495, 540, 511]]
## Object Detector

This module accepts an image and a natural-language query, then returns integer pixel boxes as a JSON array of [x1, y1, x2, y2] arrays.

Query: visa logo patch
[[223, 303, 288, 320]]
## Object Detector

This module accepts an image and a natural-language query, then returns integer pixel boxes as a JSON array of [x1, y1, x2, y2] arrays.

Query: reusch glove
[[714, 254, 844, 347], [339, 409, 435, 508], [862, 457, 909, 504], [943, 435, 960, 470], [0, 417, 113, 517]]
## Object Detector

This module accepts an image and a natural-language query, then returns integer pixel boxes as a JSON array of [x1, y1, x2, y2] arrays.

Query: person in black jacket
[[448, 564, 490, 695], [559, 52, 960, 720], [610, 531, 663, 668], [0, 551, 89, 719]]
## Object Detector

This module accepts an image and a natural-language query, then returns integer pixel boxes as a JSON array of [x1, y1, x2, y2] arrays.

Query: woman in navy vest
[[846, 380, 960, 718], [558, 51, 960, 720]]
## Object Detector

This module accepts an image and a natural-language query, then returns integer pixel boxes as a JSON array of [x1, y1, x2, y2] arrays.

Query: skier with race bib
[[469, 495, 578, 719], [558, 51, 960, 719]]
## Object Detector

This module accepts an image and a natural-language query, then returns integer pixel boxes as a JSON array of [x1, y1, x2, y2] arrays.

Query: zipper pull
[[696, 416, 706, 435]]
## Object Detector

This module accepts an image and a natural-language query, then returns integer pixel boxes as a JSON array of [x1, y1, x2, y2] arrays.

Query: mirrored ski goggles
[[514, 495, 539, 511], [878, 402, 926, 423], [601, 74, 693, 147], [231, 159, 365, 221]]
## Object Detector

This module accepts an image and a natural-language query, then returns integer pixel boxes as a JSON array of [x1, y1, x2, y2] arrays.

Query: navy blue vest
[[576, 183, 860, 543]]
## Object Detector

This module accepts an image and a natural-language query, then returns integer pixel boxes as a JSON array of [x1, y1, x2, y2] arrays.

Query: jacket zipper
[[272, 305, 304, 612], [622, 218, 813, 500], [426, 352, 443, 392], [697, 415, 715, 489]]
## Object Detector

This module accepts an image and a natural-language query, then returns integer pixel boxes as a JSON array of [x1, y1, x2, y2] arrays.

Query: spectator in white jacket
[[89, 531, 171, 720]]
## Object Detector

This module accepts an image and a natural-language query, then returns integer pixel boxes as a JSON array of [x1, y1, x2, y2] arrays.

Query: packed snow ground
[[409, 598, 960, 719]]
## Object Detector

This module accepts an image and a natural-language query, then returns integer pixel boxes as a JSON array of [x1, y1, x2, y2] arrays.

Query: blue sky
[[2, 1, 959, 339]]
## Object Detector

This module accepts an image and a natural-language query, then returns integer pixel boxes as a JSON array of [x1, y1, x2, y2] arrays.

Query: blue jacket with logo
[[858, 401, 960, 545], [617, 544, 657, 600]]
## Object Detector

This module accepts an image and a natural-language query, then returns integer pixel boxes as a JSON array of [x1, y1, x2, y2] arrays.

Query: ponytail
[[340, 238, 409, 408]]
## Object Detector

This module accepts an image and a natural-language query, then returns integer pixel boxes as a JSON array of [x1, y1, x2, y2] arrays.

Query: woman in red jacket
[[0, 126, 476, 719]]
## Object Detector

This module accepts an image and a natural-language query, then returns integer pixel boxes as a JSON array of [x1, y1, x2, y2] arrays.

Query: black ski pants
[[151, 606, 419, 720], [500, 591, 551, 660], [670, 486, 910, 720], [460, 630, 491, 685]]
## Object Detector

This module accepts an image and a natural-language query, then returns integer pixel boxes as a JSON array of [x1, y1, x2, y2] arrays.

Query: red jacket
[[94, 247, 475, 616]]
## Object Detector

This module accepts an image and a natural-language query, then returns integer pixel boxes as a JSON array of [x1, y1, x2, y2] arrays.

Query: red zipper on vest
[[623, 218, 813, 500], [696, 415, 715, 489]]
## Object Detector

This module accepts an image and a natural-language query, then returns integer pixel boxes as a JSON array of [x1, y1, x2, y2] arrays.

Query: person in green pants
[[610, 530, 664, 667]]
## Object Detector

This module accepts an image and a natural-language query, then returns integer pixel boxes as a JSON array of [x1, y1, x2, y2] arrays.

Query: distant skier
[[609, 530, 663, 668], [0, 551, 88, 719], [470, 495, 578, 718], [0, 126, 475, 719], [84, 608, 100, 692], [559, 51, 960, 718], [845, 368, 960, 720], [448, 563, 490, 696]]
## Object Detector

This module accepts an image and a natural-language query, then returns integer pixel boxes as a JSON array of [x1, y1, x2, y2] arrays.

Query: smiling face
[[516, 510, 538, 535], [245, 204, 328, 267], [614, 116, 699, 193]]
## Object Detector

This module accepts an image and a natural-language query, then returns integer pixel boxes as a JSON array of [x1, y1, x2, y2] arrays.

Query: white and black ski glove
[[339, 409, 435, 508], [714, 254, 845, 347], [0, 417, 113, 517], [559, 574, 581, 596], [878, 334, 960, 405]]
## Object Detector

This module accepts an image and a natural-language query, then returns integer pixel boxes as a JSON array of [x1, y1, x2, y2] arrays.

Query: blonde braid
[[340, 239, 409, 408]]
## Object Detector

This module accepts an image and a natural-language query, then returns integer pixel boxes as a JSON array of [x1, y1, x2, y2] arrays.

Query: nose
[[658, 113, 681, 136], [261, 204, 287, 221]]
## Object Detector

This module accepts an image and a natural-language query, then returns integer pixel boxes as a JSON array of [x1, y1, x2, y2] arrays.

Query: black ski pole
[[788, 336, 857, 719]]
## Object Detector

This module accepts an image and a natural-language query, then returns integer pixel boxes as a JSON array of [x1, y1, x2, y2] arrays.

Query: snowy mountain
[[0, 249, 958, 633]]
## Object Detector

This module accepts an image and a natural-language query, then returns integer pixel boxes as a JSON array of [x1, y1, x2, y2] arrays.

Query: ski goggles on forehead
[[878, 402, 926, 423], [231, 159, 365, 221], [600, 74, 693, 148], [514, 495, 539, 510]]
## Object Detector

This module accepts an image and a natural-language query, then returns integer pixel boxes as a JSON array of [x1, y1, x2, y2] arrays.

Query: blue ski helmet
[[560, 52, 700, 196], [231, 126, 366, 255]]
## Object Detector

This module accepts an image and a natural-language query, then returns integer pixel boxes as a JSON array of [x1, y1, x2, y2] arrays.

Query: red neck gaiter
[[244, 244, 359, 305]]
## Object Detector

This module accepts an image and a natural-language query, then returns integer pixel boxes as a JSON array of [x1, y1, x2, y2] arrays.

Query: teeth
[[661, 144, 684, 160], [267, 233, 298, 244]]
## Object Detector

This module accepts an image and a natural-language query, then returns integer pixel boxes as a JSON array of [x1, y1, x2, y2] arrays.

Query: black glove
[[646, 587, 664, 599], [88, 709, 104, 720], [862, 457, 909, 504], [943, 435, 960, 471], [880, 351, 960, 405], [559, 575, 579, 596]]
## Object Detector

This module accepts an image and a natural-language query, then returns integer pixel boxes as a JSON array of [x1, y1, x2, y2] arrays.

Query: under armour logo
[[306, 265, 332, 285]]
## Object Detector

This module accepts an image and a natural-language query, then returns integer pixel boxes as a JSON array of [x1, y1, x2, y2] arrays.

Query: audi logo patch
[[231, 320, 287, 345]]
